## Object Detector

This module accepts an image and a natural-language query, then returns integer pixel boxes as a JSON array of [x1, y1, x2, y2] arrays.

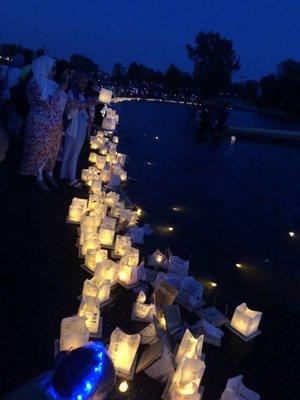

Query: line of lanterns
[[61, 88, 262, 399]]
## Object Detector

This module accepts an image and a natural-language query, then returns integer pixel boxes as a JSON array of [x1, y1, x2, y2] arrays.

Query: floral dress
[[20, 79, 67, 176]]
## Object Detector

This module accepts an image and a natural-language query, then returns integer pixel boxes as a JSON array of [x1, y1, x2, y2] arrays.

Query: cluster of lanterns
[[61, 89, 262, 399]]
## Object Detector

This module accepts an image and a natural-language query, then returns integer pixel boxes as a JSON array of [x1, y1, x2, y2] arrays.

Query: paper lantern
[[92, 203, 108, 220], [82, 275, 111, 304], [90, 138, 100, 150], [99, 216, 116, 247], [78, 296, 100, 334], [113, 136, 119, 144], [118, 264, 139, 286], [88, 193, 106, 211], [98, 88, 113, 104], [60, 316, 89, 351], [102, 117, 116, 131], [148, 249, 166, 267], [110, 202, 125, 219], [104, 192, 119, 208], [96, 156, 106, 170], [220, 375, 260, 400], [108, 328, 141, 376], [170, 358, 206, 398], [79, 226, 98, 246], [121, 247, 139, 268], [100, 167, 111, 184], [95, 259, 119, 286], [81, 215, 98, 230], [119, 170, 127, 182], [85, 248, 108, 272], [175, 329, 204, 365], [132, 291, 156, 322], [68, 204, 84, 223], [91, 179, 102, 195], [88, 152, 98, 163], [117, 153, 126, 166], [81, 234, 100, 256], [114, 235, 132, 257], [230, 303, 262, 338]]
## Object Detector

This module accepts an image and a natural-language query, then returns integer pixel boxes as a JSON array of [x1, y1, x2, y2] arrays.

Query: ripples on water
[[116, 101, 299, 399]]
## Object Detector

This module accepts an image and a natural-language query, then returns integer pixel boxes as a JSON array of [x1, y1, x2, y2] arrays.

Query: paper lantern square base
[[115, 353, 138, 381], [161, 379, 204, 400], [66, 217, 81, 225], [225, 323, 262, 342], [118, 280, 141, 290], [77, 295, 113, 308]]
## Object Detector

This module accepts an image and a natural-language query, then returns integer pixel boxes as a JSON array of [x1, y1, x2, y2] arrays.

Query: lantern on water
[[99, 216, 116, 247], [60, 316, 89, 351], [119, 170, 127, 182], [81, 214, 98, 230], [108, 328, 141, 376], [92, 203, 108, 221], [91, 179, 102, 195], [85, 248, 108, 272], [170, 358, 206, 398], [102, 117, 117, 131], [98, 88, 113, 104], [79, 226, 98, 246], [68, 204, 85, 223], [117, 153, 126, 166], [230, 303, 262, 338], [114, 235, 132, 257], [96, 156, 106, 170], [78, 296, 100, 334], [148, 249, 166, 267], [88, 193, 106, 211], [82, 275, 111, 304], [95, 259, 119, 286], [132, 291, 156, 322], [113, 136, 119, 144], [121, 247, 139, 268], [100, 167, 111, 184], [118, 263, 139, 286], [81, 234, 100, 256], [88, 152, 98, 163], [175, 329, 204, 365], [110, 202, 125, 219], [104, 191, 119, 208]]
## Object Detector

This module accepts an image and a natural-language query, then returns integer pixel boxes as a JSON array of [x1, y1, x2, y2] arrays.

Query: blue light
[[77, 396, 83, 400], [85, 382, 92, 392]]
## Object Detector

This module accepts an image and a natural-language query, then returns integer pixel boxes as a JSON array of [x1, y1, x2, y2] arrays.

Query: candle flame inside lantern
[[211, 282, 217, 287], [119, 380, 129, 393], [236, 263, 242, 268], [289, 231, 295, 237], [156, 254, 163, 263], [168, 227, 174, 231]]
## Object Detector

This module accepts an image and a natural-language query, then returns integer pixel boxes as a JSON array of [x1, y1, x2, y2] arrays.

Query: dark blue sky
[[1, 0, 299, 80]]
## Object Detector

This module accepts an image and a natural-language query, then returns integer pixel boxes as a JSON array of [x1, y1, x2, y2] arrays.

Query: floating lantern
[[104, 192, 119, 208], [98, 88, 113, 104], [121, 247, 139, 268], [79, 226, 98, 247], [170, 358, 206, 398], [85, 248, 108, 272], [148, 249, 166, 268], [99, 216, 116, 247], [230, 303, 262, 338], [68, 204, 85, 223], [210, 281, 217, 288], [82, 275, 111, 304], [95, 259, 119, 286], [113, 136, 119, 144], [88, 152, 98, 163], [117, 153, 126, 166], [119, 170, 127, 182], [91, 179, 102, 195], [96, 156, 106, 170], [90, 138, 100, 150], [118, 381, 128, 393], [88, 193, 106, 211], [118, 264, 138, 286], [220, 375, 260, 400], [132, 291, 156, 322], [236, 263, 242, 268], [78, 296, 100, 334], [288, 231, 295, 237], [92, 203, 108, 220], [175, 329, 204, 365], [60, 316, 89, 351], [168, 226, 174, 232], [81, 234, 100, 256], [81, 215, 98, 230], [100, 167, 111, 184], [102, 117, 117, 131], [114, 235, 132, 257], [108, 328, 141, 376]]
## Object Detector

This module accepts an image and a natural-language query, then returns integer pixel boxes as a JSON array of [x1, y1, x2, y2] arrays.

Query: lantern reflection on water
[[108, 328, 141, 376], [230, 303, 262, 338], [60, 316, 89, 351]]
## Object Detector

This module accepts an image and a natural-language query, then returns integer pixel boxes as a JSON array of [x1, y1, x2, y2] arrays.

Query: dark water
[[115, 101, 300, 399]]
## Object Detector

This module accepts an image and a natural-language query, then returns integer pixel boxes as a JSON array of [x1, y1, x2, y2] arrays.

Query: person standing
[[20, 55, 67, 191], [60, 72, 96, 187]]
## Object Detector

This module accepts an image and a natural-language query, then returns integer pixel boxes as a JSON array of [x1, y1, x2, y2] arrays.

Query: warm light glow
[[155, 136, 159, 140], [230, 303, 262, 337], [136, 208, 142, 216], [168, 226, 174, 231], [289, 231, 295, 237], [236, 263, 242, 268], [156, 254, 163, 263], [211, 282, 217, 287], [119, 381, 129, 393]]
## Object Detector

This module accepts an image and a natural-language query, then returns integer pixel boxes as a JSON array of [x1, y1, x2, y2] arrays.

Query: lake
[[115, 100, 299, 399]]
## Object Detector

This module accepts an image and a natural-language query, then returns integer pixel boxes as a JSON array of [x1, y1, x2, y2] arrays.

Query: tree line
[[1, 32, 299, 115]]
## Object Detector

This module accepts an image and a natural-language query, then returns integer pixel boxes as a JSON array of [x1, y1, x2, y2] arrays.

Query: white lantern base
[[77, 295, 113, 308], [161, 379, 204, 400], [225, 323, 262, 342]]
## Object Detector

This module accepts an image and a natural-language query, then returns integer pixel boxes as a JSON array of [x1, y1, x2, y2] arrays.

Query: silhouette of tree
[[112, 62, 126, 83], [70, 53, 99, 73], [186, 31, 240, 95]]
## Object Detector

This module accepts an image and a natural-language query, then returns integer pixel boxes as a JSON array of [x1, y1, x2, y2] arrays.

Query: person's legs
[[60, 135, 78, 182]]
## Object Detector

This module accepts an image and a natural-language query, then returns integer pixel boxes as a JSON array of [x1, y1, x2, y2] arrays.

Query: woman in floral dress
[[20, 55, 67, 191]]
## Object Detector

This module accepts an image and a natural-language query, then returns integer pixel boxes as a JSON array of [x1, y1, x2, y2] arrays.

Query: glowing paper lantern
[[96, 156, 106, 170], [114, 235, 132, 257], [82, 276, 111, 304], [119, 170, 127, 182], [132, 291, 156, 322], [121, 247, 139, 268], [102, 117, 117, 131], [91, 179, 102, 195], [148, 249, 166, 267], [175, 329, 204, 365], [81, 234, 100, 256], [108, 328, 141, 376], [79, 226, 98, 246], [95, 259, 119, 286], [169, 357, 206, 399], [220, 375, 260, 400], [85, 248, 108, 272], [117, 153, 126, 166], [98, 88, 113, 104], [99, 216, 116, 247], [104, 192, 119, 208], [88, 152, 98, 163], [78, 296, 100, 334], [60, 316, 89, 351], [100, 167, 111, 184], [113, 136, 119, 144], [118, 264, 138, 286], [230, 303, 262, 338], [67, 198, 88, 223]]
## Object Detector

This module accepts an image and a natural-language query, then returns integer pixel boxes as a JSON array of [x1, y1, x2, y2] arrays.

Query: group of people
[[0, 50, 106, 191]]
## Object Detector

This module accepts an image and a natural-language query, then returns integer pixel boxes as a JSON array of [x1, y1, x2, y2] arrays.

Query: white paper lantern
[[132, 291, 156, 322], [102, 117, 117, 131], [82, 275, 111, 304], [113, 136, 119, 144], [175, 329, 204, 365], [114, 235, 132, 257], [117, 153, 126, 166], [78, 296, 100, 334], [60, 316, 89, 351], [96, 156, 106, 170], [99, 216, 116, 247], [100, 167, 111, 184], [104, 192, 119, 208], [91, 179, 102, 195], [81, 234, 100, 256], [88, 152, 98, 163], [170, 358, 206, 398], [108, 328, 141, 376], [230, 303, 262, 338], [85, 248, 108, 272], [95, 259, 119, 286], [121, 247, 139, 268], [98, 88, 113, 104]]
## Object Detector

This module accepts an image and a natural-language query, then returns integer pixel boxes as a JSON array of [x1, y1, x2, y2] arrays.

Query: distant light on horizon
[[288, 231, 295, 237]]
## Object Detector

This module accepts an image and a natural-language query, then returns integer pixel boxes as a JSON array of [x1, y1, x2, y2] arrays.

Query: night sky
[[0, 0, 299, 79]]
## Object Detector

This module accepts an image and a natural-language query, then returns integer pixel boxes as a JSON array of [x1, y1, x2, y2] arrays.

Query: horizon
[[0, 0, 299, 81]]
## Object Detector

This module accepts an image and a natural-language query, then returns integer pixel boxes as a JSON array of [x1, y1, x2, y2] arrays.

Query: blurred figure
[[60, 71, 96, 187], [20, 49, 34, 81], [4, 342, 116, 400], [20, 55, 68, 191], [214, 103, 229, 136]]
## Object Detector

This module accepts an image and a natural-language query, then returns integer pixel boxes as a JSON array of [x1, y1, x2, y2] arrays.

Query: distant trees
[[112, 62, 126, 83], [186, 31, 240, 96], [69, 54, 99, 73]]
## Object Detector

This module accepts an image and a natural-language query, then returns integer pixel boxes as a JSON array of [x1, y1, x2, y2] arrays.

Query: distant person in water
[[4, 342, 116, 400]]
